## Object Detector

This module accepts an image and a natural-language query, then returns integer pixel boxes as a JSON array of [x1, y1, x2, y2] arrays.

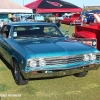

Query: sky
[[11, 0, 100, 8]]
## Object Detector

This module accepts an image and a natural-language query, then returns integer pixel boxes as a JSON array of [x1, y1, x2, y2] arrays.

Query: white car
[[25, 14, 44, 22]]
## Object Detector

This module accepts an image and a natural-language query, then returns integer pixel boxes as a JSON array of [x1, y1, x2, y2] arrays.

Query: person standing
[[83, 16, 87, 25], [12, 17, 17, 22], [55, 19, 61, 29]]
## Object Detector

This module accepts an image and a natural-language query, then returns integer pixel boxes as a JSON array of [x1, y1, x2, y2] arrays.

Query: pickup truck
[[73, 23, 100, 50], [59, 13, 82, 25]]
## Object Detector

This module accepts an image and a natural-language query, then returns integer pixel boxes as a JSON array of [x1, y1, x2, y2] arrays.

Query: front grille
[[44, 55, 84, 65], [35, 54, 100, 67], [75, 20, 81, 22]]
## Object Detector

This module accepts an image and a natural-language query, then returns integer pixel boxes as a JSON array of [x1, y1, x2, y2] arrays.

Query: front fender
[[75, 31, 96, 38]]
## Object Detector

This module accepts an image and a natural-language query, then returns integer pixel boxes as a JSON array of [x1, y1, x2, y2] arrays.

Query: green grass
[[60, 24, 75, 37], [0, 24, 100, 100]]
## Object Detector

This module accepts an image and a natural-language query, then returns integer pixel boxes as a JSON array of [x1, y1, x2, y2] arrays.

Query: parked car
[[0, 22, 100, 85], [85, 14, 95, 24], [25, 14, 44, 22], [59, 13, 82, 25], [56, 13, 73, 20], [74, 23, 100, 50], [44, 14, 55, 22]]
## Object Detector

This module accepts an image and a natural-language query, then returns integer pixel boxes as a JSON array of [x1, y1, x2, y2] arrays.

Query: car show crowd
[[0, 11, 97, 30]]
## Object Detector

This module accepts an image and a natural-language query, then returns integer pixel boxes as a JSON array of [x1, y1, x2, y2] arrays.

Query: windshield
[[13, 25, 64, 39]]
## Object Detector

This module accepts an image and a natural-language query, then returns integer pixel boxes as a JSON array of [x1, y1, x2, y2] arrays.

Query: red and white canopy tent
[[25, 0, 82, 13]]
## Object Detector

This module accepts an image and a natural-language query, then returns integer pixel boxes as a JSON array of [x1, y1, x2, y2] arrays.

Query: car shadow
[[29, 76, 66, 82]]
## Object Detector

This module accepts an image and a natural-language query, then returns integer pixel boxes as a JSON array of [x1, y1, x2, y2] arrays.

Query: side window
[[1, 25, 11, 38]]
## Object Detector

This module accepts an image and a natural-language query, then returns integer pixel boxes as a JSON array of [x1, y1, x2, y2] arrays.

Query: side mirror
[[61, 29, 70, 38], [72, 33, 75, 37], [65, 31, 70, 38]]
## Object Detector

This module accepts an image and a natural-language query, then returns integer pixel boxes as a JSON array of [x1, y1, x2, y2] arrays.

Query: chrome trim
[[22, 64, 100, 79]]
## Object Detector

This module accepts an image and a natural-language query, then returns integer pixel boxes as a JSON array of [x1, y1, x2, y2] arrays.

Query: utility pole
[[23, 0, 24, 6]]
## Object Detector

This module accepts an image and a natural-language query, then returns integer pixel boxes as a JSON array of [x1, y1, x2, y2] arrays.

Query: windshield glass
[[13, 25, 64, 39]]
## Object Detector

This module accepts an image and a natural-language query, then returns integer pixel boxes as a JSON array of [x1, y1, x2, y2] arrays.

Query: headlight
[[39, 58, 46, 66], [83, 53, 96, 61], [83, 54, 90, 61], [89, 53, 96, 60], [27, 59, 37, 68]]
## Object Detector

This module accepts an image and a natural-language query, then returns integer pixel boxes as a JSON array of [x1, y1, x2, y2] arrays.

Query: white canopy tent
[[0, 0, 32, 13]]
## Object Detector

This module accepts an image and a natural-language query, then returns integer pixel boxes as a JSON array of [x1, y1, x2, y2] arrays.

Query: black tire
[[13, 59, 28, 85], [73, 71, 88, 77]]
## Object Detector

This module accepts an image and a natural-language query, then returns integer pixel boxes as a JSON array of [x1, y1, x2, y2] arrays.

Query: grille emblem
[[61, 56, 67, 59]]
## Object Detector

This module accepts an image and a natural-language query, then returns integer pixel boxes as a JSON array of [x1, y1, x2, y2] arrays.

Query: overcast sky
[[11, 0, 100, 8]]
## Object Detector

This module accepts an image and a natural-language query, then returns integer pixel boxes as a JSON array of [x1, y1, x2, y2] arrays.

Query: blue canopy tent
[[88, 10, 100, 14]]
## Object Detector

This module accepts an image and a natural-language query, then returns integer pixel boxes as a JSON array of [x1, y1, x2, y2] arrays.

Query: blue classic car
[[85, 14, 95, 24], [0, 22, 100, 85]]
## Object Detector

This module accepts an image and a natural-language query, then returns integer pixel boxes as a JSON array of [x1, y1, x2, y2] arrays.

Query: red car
[[59, 13, 82, 25]]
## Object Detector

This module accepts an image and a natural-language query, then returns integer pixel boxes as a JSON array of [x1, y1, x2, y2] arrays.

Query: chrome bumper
[[22, 64, 100, 79]]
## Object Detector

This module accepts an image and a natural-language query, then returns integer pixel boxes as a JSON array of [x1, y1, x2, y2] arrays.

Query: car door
[[0, 25, 12, 63]]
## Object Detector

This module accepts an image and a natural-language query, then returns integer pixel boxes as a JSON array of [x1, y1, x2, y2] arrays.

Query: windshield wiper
[[33, 35, 51, 38], [38, 35, 60, 38], [44, 36, 51, 38]]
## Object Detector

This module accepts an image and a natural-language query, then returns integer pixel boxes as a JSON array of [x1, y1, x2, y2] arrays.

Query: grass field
[[60, 24, 75, 37], [0, 24, 100, 100]]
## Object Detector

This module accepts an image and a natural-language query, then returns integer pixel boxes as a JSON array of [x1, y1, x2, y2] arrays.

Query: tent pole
[[33, 9, 36, 21]]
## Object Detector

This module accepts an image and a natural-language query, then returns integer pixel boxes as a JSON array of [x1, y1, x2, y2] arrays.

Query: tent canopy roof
[[88, 10, 100, 14], [0, 0, 32, 13], [25, 0, 82, 13]]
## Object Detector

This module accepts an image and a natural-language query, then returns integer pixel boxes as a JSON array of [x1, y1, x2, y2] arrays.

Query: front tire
[[13, 59, 28, 85], [73, 71, 88, 77]]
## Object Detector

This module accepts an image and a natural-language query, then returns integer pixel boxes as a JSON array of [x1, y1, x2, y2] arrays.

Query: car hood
[[16, 38, 93, 57], [71, 14, 81, 18]]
